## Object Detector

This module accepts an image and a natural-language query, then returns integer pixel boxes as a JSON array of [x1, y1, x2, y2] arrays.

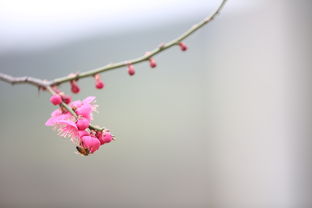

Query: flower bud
[[61, 94, 72, 104], [94, 74, 104, 89], [80, 136, 100, 153], [96, 130, 113, 145], [49, 95, 62, 105], [149, 57, 157, 68], [96, 80, 104, 89], [76, 117, 90, 130], [78, 130, 90, 138], [102, 131, 113, 143], [178, 42, 188, 51], [70, 80, 80, 94], [127, 64, 135, 76]]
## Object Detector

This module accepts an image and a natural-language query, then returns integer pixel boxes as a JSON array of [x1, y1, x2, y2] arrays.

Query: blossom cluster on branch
[[46, 94, 113, 156]]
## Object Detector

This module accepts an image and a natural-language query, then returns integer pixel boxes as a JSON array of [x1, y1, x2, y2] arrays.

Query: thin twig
[[0, 0, 227, 88], [0, 72, 49, 88]]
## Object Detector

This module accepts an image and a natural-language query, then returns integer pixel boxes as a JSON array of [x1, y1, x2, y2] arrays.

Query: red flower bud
[[70, 80, 80, 94], [127, 64, 135, 76], [61, 94, 72, 104], [49, 95, 62, 105], [96, 80, 104, 89], [149, 57, 157, 68], [178, 42, 188, 51], [76, 117, 90, 130], [94, 74, 104, 89]]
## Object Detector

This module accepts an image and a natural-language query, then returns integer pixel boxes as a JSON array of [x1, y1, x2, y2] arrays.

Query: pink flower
[[73, 96, 98, 120], [82, 96, 98, 111], [70, 100, 83, 109], [76, 105, 92, 119], [46, 95, 112, 155], [80, 136, 100, 153]]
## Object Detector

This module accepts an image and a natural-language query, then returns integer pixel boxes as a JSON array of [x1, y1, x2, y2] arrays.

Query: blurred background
[[0, 0, 311, 207]]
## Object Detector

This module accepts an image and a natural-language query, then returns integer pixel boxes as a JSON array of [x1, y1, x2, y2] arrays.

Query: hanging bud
[[96, 80, 104, 89], [49, 94, 62, 105], [178, 42, 188, 51], [149, 57, 157, 68], [70, 80, 80, 94], [61, 94, 72, 104], [94, 74, 104, 89], [127, 64, 135, 76]]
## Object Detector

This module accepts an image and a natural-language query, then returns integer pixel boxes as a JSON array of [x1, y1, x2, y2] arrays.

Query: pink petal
[[83, 96, 96, 104], [76, 105, 92, 119], [55, 120, 79, 140], [70, 100, 83, 109], [45, 112, 73, 126], [83, 96, 98, 112], [51, 108, 62, 117]]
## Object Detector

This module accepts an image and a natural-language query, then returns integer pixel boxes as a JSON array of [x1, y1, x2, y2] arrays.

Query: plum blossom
[[70, 96, 98, 120], [46, 95, 112, 155]]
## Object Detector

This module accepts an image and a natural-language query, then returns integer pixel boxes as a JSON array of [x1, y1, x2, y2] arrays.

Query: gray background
[[0, 0, 311, 207]]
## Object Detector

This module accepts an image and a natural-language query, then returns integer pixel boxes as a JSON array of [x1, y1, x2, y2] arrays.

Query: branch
[[0, 0, 227, 88], [51, 0, 227, 85], [0, 72, 48, 88]]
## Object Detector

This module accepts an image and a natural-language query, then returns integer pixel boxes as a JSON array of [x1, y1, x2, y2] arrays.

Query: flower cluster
[[46, 95, 112, 156]]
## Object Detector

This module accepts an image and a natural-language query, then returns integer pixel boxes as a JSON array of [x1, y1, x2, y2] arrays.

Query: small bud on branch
[[127, 64, 135, 76], [94, 74, 105, 89], [70, 80, 80, 94], [178, 42, 188, 51], [149, 57, 157, 68]]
